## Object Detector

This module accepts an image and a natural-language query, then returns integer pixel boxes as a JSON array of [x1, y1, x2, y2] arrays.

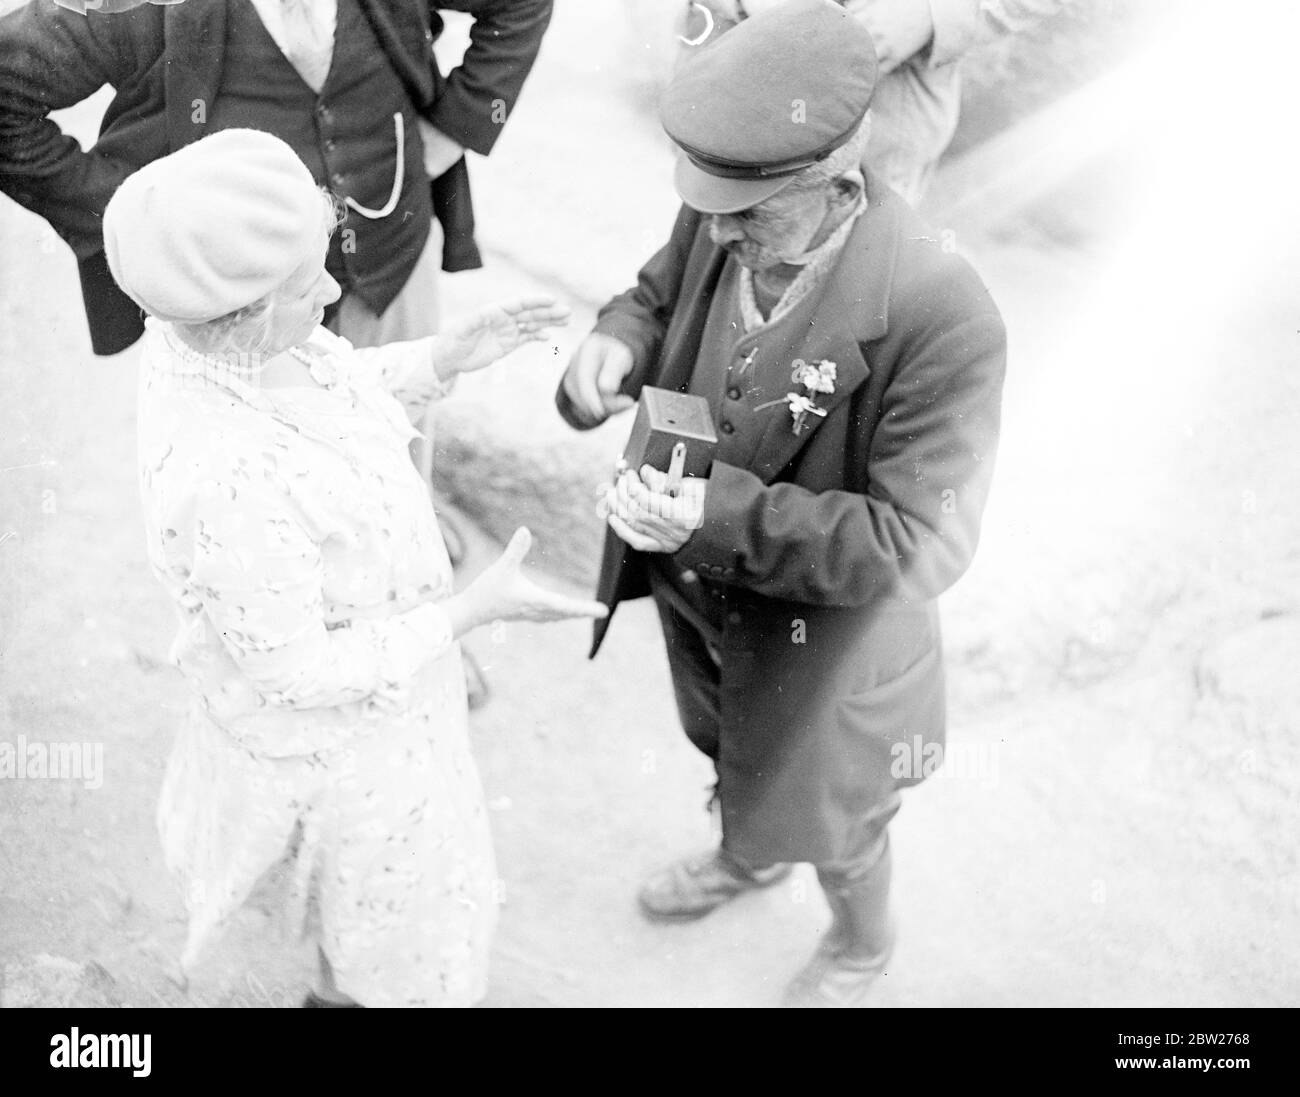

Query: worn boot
[[783, 842, 895, 1008], [638, 847, 793, 922]]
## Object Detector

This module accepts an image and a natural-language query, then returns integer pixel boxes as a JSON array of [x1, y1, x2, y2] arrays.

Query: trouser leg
[[652, 588, 723, 765], [332, 221, 443, 346], [784, 814, 899, 1005], [816, 836, 895, 961], [813, 792, 901, 958], [651, 590, 793, 876]]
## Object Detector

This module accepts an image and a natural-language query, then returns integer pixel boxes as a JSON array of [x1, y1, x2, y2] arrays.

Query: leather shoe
[[782, 923, 895, 1008], [638, 848, 793, 922]]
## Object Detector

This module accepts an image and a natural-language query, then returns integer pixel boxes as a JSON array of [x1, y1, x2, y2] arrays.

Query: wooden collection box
[[621, 386, 718, 480]]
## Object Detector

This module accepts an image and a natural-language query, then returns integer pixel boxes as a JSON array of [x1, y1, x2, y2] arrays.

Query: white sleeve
[[183, 475, 453, 712]]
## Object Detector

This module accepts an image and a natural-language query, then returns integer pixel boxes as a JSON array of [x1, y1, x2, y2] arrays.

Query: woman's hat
[[102, 129, 324, 324]]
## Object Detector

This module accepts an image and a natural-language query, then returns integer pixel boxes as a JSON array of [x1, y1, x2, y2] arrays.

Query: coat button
[[720, 421, 735, 435], [331, 172, 345, 188], [316, 104, 333, 124], [726, 387, 741, 401], [680, 569, 698, 583], [324, 138, 337, 153]]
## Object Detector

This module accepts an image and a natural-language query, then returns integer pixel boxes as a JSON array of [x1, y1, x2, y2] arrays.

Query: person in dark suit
[[558, 0, 1006, 1007], [0, 0, 552, 356]]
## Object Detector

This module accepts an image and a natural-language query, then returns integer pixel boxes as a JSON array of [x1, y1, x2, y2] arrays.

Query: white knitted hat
[[103, 129, 323, 324]]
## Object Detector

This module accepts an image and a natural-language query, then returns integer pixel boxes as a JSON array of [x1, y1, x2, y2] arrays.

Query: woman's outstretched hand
[[448, 528, 607, 637], [440, 297, 571, 377]]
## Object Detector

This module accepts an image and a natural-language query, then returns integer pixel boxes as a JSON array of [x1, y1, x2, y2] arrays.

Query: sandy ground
[[2, 1, 1299, 1007]]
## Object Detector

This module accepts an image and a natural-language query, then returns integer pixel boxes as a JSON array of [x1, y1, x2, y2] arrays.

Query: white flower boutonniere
[[758, 359, 838, 435], [783, 392, 828, 435], [794, 358, 837, 395]]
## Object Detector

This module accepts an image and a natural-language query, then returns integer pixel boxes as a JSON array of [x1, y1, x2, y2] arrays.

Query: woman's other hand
[[440, 297, 571, 377], [446, 528, 607, 637]]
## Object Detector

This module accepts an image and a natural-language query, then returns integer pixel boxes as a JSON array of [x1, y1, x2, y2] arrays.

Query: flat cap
[[662, 0, 878, 214]]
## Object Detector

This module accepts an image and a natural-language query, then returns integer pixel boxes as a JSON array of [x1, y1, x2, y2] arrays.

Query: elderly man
[[558, 0, 1005, 1007]]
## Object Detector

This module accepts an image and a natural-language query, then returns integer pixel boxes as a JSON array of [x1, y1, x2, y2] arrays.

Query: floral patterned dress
[[136, 319, 496, 1007]]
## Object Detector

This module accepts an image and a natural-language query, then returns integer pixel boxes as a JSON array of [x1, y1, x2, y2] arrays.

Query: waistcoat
[[209, 0, 433, 315]]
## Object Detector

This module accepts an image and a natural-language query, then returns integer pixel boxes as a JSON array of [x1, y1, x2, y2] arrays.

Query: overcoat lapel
[[748, 304, 873, 483], [163, 0, 228, 150], [748, 188, 901, 483], [656, 245, 729, 396]]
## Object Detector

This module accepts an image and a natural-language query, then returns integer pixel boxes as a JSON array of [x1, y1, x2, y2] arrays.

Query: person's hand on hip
[[418, 119, 467, 180]]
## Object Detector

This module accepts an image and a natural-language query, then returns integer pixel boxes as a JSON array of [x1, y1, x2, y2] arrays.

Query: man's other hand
[[561, 333, 636, 427], [598, 464, 706, 554]]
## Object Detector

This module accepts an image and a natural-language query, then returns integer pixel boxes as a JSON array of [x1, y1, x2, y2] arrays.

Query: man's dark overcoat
[[557, 174, 1007, 864]]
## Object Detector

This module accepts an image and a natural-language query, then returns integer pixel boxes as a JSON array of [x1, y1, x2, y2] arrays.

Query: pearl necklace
[[161, 328, 272, 381], [158, 326, 343, 403]]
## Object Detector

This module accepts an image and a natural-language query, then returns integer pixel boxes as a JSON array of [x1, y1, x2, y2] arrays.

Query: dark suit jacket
[[0, 0, 552, 353], [556, 175, 1007, 863]]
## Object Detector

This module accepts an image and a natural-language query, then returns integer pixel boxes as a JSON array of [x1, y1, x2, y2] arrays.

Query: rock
[[1, 954, 122, 1008]]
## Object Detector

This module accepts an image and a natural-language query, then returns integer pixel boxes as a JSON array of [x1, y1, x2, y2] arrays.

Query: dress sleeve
[[184, 473, 453, 712], [348, 337, 456, 420]]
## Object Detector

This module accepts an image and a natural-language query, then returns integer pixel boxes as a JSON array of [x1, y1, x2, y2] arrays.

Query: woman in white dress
[[103, 128, 605, 1007]]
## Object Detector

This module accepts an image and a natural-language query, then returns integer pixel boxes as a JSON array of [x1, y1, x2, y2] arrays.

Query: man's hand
[[438, 296, 570, 377], [844, 0, 935, 74], [418, 119, 467, 180], [598, 463, 706, 554], [561, 333, 637, 427]]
